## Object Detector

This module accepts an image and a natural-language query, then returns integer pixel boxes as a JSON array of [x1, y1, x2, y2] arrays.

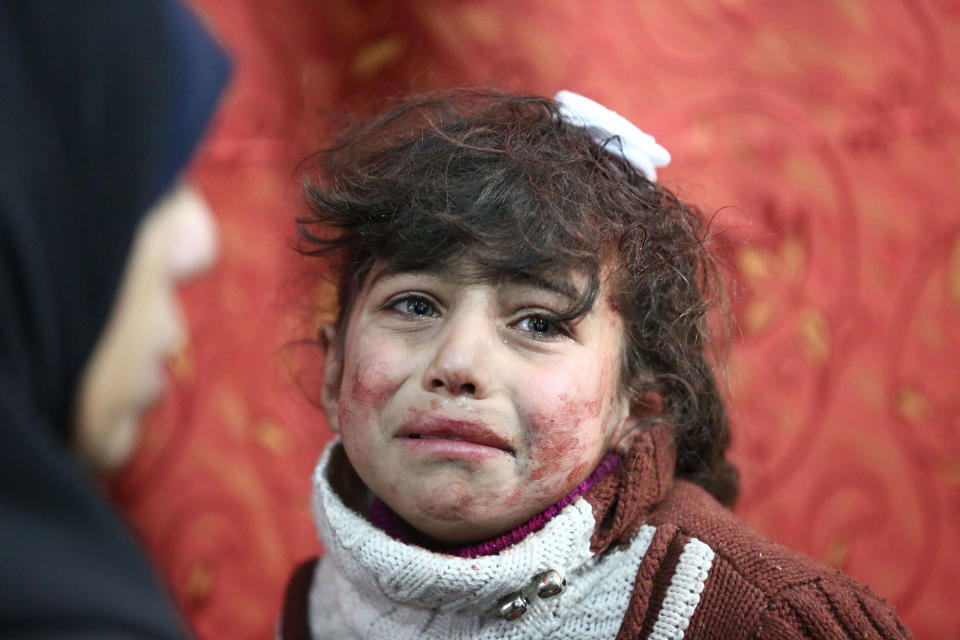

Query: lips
[[395, 413, 514, 455]]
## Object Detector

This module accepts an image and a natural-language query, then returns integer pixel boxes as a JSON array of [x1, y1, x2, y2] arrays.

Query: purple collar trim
[[368, 452, 621, 558]]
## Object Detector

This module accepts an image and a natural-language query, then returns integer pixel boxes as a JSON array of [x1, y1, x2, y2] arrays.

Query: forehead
[[365, 260, 586, 300]]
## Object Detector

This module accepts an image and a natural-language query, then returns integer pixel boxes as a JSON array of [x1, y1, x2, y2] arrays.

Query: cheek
[[337, 336, 403, 430], [339, 358, 391, 431], [336, 350, 401, 479], [522, 358, 618, 483], [345, 358, 394, 407], [527, 426, 585, 483]]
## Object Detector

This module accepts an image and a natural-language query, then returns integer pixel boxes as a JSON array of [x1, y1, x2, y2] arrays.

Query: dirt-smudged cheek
[[346, 358, 393, 406], [528, 429, 581, 482], [524, 370, 613, 488], [338, 357, 395, 459]]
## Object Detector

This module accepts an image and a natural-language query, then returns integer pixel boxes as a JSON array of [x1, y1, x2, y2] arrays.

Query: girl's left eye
[[387, 295, 439, 318], [513, 315, 569, 339]]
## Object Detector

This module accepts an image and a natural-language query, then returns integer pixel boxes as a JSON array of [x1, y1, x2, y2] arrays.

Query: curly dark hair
[[297, 88, 738, 507]]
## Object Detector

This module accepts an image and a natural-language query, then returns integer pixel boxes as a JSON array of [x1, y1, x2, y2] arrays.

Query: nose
[[165, 182, 219, 281], [422, 313, 492, 398]]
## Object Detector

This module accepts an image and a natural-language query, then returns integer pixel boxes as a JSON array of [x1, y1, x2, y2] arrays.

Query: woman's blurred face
[[73, 181, 218, 471]]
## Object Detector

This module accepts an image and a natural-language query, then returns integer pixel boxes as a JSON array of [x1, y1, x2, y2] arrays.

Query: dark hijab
[[0, 1, 229, 637]]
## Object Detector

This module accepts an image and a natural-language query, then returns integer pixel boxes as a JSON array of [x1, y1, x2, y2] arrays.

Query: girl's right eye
[[386, 295, 440, 318]]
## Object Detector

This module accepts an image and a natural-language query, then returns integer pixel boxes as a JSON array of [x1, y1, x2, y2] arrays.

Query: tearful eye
[[514, 315, 567, 338], [406, 299, 432, 316], [527, 317, 552, 333], [388, 295, 439, 318]]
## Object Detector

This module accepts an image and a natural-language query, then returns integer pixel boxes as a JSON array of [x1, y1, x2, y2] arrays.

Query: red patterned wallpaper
[[110, 1, 960, 638]]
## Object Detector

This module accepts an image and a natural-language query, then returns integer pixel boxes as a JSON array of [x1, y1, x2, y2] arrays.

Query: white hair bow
[[554, 90, 670, 183]]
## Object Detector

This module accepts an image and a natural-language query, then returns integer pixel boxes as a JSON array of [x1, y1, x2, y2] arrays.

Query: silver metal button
[[534, 569, 566, 599], [498, 593, 528, 621]]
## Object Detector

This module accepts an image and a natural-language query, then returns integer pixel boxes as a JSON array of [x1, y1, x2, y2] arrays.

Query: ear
[[610, 390, 662, 455], [319, 323, 343, 434]]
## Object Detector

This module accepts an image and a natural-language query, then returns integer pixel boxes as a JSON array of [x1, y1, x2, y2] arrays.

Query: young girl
[[280, 90, 911, 639]]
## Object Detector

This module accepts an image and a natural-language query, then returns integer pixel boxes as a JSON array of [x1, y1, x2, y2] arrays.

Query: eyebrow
[[367, 265, 581, 302], [365, 264, 445, 289], [504, 271, 581, 302]]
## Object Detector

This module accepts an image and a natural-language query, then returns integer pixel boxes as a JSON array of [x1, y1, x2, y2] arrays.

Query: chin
[[96, 368, 166, 470], [79, 411, 139, 471], [402, 502, 527, 545], [135, 360, 169, 411]]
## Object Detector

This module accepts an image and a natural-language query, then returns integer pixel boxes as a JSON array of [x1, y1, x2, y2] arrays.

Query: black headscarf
[[0, 1, 229, 637]]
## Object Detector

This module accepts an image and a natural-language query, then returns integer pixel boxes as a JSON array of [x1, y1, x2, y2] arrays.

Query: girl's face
[[323, 266, 638, 544]]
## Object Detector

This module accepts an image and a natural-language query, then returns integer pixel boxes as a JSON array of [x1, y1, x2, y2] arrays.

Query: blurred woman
[[0, 1, 229, 637]]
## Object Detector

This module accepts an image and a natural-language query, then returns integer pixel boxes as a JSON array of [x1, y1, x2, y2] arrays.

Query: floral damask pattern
[[109, 1, 960, 637]]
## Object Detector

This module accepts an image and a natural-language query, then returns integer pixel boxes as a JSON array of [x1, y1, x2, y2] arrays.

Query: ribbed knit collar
[[310, 427, 675, 613]]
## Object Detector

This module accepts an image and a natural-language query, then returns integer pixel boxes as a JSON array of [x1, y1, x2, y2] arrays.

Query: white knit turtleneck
[[307, 440, 669, 640]]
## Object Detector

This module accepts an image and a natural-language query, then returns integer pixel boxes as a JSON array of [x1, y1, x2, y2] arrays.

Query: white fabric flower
[[554, 90, 670, 182]]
